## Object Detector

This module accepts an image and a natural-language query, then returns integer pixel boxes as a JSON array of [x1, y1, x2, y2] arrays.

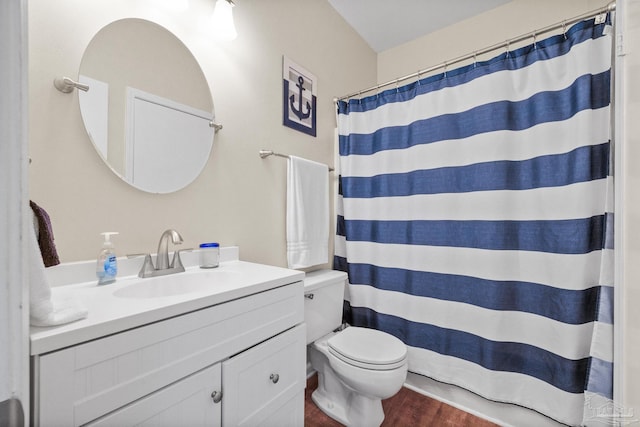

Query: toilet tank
[[304, 269, 347, 344]]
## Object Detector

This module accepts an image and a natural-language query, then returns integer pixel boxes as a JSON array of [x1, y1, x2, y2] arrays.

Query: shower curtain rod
[[335, 2, 616, 102]]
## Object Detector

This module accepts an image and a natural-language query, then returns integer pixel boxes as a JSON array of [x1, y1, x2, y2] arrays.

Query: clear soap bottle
[[96, 232, 119, 285]]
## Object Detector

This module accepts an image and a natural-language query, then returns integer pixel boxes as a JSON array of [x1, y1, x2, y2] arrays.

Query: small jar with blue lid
[[199, 242, 220, 268]]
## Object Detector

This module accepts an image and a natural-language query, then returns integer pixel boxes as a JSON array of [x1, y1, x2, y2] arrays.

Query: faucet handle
[[171, 248, 193, 271], [137, 254, 156, 278]]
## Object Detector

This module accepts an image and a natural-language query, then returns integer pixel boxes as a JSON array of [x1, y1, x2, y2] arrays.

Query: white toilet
[[304, 270, 408, 427]]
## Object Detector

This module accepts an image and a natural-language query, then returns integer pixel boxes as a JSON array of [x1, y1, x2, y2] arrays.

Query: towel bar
[[259, 150, 334, 172]]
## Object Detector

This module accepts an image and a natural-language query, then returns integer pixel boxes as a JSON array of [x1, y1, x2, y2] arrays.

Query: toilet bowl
[[309, 327, 408, 426], [304, 270, 408, 427]]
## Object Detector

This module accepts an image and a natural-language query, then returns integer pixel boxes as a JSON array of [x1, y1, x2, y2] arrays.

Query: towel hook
[[54, 76, 89, 93]]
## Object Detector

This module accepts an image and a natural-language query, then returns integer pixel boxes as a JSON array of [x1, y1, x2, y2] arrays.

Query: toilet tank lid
[[304, 269, 347, 292]]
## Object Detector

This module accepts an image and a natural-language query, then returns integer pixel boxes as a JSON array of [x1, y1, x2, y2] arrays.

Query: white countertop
[[30, 259, 305, 356]]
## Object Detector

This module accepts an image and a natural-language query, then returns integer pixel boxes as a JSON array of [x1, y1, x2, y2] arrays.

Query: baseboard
[[404, 373, 565, 427], [306, 361, 315, 379]]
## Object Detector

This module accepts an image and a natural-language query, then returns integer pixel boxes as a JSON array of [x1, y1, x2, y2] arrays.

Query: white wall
[[28, 0, 376, 267], [377, 0, 611, 84]]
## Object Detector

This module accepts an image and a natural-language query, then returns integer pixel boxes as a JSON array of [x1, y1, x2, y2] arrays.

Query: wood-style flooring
[[304, 374, 499, 427]]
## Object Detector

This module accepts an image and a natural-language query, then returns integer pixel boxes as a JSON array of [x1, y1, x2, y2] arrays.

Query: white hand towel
[[29, 210, 88, 327], [287, 156, 329, 269]]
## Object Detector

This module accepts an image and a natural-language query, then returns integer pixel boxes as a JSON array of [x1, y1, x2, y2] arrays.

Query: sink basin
[[113, 269, 237, 298]]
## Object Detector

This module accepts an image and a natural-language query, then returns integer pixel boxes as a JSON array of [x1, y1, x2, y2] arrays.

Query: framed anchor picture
[[283, 56, 317, 137]]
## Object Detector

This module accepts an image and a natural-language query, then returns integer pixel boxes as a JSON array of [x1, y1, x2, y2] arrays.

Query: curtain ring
[[395, 79, 400, 93], [562, 21, 567, 39], [443, 61, 448, 78], [416, 70, 422, 85], [505, 41, 510, 59], [473, 52, 477, 68], [533, 31, 537, 49]]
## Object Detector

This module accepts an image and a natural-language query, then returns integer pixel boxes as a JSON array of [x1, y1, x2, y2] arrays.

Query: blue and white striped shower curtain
[[335, 17, 613, 426]]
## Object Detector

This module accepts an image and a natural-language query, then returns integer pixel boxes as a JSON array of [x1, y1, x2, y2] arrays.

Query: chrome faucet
[[137, 229, 189, 278], [156, 229, 183, 270]]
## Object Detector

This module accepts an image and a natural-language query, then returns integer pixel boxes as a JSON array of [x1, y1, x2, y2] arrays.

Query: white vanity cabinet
[[31, 281, 305, 426]]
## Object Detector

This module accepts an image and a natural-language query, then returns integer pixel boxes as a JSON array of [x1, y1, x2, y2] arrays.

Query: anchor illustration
[[289, 76, 311, 120]]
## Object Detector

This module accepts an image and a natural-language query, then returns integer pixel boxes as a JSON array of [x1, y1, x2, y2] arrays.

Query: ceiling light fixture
[[212, 0, 237, 41]]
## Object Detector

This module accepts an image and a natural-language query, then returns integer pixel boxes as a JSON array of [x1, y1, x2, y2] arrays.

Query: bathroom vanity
[[30, 252, 306, 426]]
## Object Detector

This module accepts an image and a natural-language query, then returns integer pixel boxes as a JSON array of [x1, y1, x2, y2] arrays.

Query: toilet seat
[[327, 327, 407, 370]]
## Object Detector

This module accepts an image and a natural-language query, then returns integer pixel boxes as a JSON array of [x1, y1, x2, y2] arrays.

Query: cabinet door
[[86, 363, 222, 427], [257, 393, 304, 427], [222, 324, 306, 427]]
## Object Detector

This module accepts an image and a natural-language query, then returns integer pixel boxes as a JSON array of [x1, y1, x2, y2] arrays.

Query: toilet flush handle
[[270, 373, 280, 384], [305, 293, 314, 300]]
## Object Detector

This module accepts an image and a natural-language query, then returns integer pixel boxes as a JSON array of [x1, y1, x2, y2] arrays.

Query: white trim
[[0, 0, 29, 423], [612, 0, 626, 414], [404, 373, 565, 427]]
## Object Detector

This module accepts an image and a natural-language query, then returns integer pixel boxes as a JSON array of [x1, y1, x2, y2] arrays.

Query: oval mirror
[[78, 18, 215, 194]]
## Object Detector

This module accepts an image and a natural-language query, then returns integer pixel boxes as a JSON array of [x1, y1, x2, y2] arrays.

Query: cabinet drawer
[[34, 282, 303, 426], [222, 324, 306, 427]]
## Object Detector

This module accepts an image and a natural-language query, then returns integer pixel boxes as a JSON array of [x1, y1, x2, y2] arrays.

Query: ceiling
[[327, 0, 513, 53]]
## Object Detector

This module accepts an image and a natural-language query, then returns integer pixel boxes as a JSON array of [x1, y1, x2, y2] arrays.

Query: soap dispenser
[[96, 232, 119, 285]]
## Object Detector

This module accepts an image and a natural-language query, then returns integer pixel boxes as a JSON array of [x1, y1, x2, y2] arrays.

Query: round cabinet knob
[[270, 373, 280, 384], [211, 390, 223, 403]]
